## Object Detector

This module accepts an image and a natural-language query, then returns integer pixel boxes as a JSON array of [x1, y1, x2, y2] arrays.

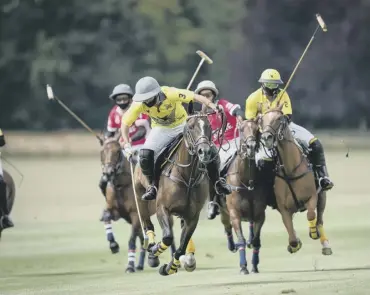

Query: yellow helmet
[[258, 69, 283, 89]]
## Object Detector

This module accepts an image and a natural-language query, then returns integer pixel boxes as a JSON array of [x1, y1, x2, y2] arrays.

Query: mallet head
[[316, 13, 327, 32], [196, 50, 213, 64], [46, 84, 55, 100]]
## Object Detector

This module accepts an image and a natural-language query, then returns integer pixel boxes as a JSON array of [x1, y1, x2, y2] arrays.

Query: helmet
[[109, 84, 134, 100], [133, 76, 161, 102], [194, 80, 219, 96], [258, 69, 284, 89]]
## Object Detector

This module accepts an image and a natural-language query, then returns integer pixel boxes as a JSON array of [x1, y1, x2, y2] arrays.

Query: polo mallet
[[46, 85, 103, 145], [187, 50, 213, 114], [277, 13, 327, 104], [129, 162, 149, 249]]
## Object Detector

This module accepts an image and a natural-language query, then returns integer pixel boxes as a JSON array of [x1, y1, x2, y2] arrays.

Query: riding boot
[[207, 193, 220, 220], [139, 149, 158, 201], [207, 153, 232, 196], [257, 160, 277, 209], [309, 140, 334, 191], [0, 177, 13, 229]]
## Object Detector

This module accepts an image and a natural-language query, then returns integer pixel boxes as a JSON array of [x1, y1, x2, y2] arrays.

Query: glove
[[123, 143, 133, 161]]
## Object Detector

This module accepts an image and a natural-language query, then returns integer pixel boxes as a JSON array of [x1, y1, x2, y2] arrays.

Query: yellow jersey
[[121, 86, 194, 128], [245, 88, 292, 120]]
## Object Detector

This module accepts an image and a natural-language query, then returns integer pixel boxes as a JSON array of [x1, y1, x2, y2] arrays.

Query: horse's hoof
[[287, 240, 302, 254], [148, 254, 160, 268], [251, 266, 259, 273], [309, 226, 320, 240], [136, 265, 144, 271], [240, 267, 249, 275], [183, 254, 197, 272], [322, 247, 333, 256], [125, 266, 135, 273], [109, 241, 120, 254], [159, 264, 169, 276]]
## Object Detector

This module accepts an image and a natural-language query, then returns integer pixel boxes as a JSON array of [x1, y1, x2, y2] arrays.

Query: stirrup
[[214, 178, 231, 195]]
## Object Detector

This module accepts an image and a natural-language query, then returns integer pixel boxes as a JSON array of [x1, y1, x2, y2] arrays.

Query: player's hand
[[123, 143, 133, 161]]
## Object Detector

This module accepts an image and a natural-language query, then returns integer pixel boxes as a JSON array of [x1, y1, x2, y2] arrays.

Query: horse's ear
[[278, 102, 284, 111]]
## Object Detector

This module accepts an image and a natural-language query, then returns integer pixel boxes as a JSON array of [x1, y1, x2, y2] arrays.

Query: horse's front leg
[[316, 191, 332, 255], [306, 192, 319, 240], [220, 203, 236, 253], [230, 208, 248, 275], [250, 211, 266, 273], [279, 206, 302, 254], [126, 220, 138, 273], [159, 215, 200, 276], [102, 218, 119, 254], [151, 205, 173, 258]]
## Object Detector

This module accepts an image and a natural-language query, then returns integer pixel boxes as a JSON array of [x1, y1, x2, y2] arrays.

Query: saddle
[[154, 133, 184, 175]]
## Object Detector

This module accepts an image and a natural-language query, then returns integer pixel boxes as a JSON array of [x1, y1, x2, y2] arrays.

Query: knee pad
[[139, 149, 155, 172]]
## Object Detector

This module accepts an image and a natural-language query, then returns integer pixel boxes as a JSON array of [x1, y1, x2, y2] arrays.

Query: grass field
[[1, 150, 370, 295]]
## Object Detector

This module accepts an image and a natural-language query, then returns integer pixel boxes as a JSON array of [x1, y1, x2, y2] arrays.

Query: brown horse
[[100, 136, 176, 273], [219, 119, 269, 274], [0, 169, 16, 240], [134, 113, 214, 276], [259, 104, 332, 255]]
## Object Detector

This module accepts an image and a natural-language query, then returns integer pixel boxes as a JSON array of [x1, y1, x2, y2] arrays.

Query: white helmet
[[194, 80, 219, 96]]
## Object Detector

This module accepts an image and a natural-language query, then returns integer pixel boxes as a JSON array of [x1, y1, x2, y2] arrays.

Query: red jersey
[[107, 105, 150, 146], [208, 99, 240, 146]]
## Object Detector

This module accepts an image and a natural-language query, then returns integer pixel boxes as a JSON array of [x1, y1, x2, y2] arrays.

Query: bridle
[[101, 139, 126, 182]]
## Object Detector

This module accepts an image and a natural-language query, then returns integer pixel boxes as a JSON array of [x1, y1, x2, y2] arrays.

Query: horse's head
[[238, 118, 259, 159], [259, 104, 289, 149], [100, 133, 124, 180], [184, 112, 213, 164]]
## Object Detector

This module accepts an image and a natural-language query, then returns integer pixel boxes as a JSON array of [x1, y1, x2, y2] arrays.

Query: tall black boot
[[309, 140, 334, 191], [258, 160, 277, 208], [139, 149, 158, 201], [0, 176, 13, 229], [207, 153, 232, 196]]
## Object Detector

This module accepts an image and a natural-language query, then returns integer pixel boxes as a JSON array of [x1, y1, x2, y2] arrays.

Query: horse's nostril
[[198, 148, 204, 155]]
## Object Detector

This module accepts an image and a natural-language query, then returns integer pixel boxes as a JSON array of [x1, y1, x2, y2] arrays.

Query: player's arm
[[171, 88, 218, 111], [0, 129, 5, 147], [121, 103, 142, 145], [281, 92, 293, 123], [131, 115, 150, 142], [222, 100, 245, 121], [245, 95, 257, 120]]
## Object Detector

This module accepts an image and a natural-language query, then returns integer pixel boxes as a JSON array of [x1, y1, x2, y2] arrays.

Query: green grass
[[0, 151, 370, 295]]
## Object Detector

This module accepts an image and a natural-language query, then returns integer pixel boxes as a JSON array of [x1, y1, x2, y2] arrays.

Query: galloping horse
[[259, 104, 332, 255], [219, 119, 270, 274], [135, 112, 215, 276], [100, 135, 176, 272], [0, 169, 16, 239]]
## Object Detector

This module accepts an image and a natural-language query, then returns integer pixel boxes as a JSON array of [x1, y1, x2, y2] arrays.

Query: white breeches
[[141, 123, 185, 161], [255, 122, 315, 164], [218, 137, 240, 167]]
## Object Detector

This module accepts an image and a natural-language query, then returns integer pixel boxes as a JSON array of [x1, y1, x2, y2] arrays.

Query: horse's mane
[[263, 106, 284, 115]]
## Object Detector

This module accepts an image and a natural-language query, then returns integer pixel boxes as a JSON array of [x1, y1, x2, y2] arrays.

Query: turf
[[0, 150, 369, 295]]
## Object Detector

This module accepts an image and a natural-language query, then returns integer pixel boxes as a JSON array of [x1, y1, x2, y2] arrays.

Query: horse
[[0, 169, 16, 240], [258, 104, 332, 255], [218, 119, 270, 274], [100, 135, 176, 272], [134, 112, 215, 276]]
